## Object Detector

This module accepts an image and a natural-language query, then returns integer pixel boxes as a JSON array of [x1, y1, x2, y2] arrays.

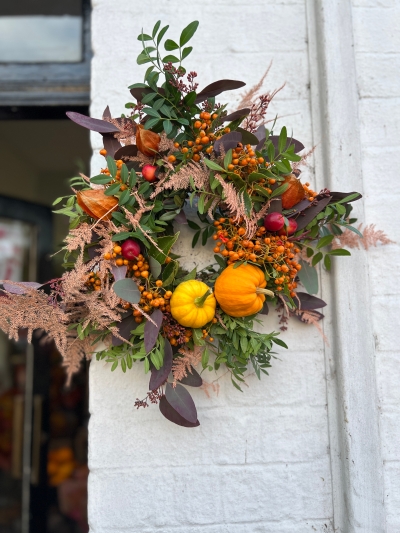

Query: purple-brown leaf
[[149, 339, 172, 390], [110, 265, 127, 281], [268, 135, 305, 154], [179, 367, 202, 387], [102, 106, 112, 120], [101, 133, 122, 158], [3, 281, 42, 294], [112, 315, 138, 347], [267, 197, 282, 214], [66, 111, 120, 133], [213, 131, 242, 155], [165, 382, 198, 423], [293, 196, 331, 231], [144, 309, 163, 353], [236, 127, 260, 146], [195, 80, 246, 104], [221, 108, 251, 122], [329, 191, 362, 203], [294, 292, 327, 310], [87, 243, 100, 260], [174, 210, 187, 224], [130, 87, 165, 101], [286, 199, 311, 218], [159, 395, 200, 427], [114, 145, 138, 160]]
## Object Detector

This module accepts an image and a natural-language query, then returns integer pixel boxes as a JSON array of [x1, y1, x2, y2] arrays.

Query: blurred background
[[0, 1, 92, 531]]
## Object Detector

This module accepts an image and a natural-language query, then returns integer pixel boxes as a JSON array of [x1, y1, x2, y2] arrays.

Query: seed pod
[[135, 124, 160, 157], [76, 190, 118, 220], [281, 175, 306, 209]]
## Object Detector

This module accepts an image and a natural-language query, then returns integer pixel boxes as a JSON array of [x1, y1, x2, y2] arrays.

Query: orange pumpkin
[[281, 174, 305, 209], [214, 264, 274, 317]]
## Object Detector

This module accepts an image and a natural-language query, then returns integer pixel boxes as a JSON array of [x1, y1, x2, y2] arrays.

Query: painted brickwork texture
[[352, 1, 400, 532], [88, 1, 398, 531]]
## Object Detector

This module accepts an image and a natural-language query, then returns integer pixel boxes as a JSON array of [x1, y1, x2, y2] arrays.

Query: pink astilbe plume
[[237, 64, 286, 132], [65, 223, 93, 255], [291, 308, 328, 344], [237, 63, 273, 109], [172, 345, 203, 385], [332, 224, 394, 250]]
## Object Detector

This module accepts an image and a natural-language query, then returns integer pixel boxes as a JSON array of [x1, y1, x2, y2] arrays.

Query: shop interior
[[0, 110, 92, 533]]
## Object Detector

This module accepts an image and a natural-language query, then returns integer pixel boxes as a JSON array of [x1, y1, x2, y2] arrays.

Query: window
[[0, 0, 90, 106], [0, 0, 83, 63]]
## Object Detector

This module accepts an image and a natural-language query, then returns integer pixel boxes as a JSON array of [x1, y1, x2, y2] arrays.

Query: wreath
[[0, 20, 365, 427]]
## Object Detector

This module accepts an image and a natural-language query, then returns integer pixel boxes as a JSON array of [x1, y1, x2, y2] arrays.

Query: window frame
[[0, 0, 90, 106]]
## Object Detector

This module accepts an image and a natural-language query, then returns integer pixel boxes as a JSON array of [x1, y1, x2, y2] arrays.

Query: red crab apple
[[278, 218, 298, 236], [121, 239, 141, 260], [264, 212, 285, 232], [142, 164, 157, 182]]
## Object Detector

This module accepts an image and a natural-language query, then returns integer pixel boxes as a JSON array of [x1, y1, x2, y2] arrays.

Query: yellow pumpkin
[[214, 264, 274, 317], [170, 280, 216, 328]]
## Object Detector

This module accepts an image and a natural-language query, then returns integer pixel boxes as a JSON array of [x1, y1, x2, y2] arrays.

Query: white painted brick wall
[[352, 2, 400, 532], [89, 0, 398, 531]]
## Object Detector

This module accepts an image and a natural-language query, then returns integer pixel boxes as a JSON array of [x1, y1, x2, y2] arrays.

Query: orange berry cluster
[[213, 218, 302, 298], [201, 317, 218, 340], [134, 283, 173, 324], [169, 111, 230, 163], [227, 143, 267, 180], [302, 182, 318, 202], [98, 153, 128, 191], [85, 271, 103, 291], [104, 247, 150, 279], [163, 323, 192, 346]]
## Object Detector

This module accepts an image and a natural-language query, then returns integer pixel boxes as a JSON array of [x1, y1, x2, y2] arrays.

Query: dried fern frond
[[215, 174, 270, 238], [332, 224, 394, 250], [151, 161, 209, 198]]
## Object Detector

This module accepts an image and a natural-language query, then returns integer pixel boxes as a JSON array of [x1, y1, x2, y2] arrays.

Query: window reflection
[[0, 16, 82, 63]]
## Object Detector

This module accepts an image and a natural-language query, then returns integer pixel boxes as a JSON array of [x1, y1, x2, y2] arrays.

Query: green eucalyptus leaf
[[113, 278, 141, 304], [297, 260, 318, 295]]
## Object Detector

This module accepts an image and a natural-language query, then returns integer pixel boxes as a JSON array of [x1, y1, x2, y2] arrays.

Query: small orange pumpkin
[[214, 264, 274, 317], [170, 280, 216, 328], [281, 174, 305, 209]]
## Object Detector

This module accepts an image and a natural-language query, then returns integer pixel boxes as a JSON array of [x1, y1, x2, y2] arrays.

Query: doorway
[[0, 108, 92, 533]]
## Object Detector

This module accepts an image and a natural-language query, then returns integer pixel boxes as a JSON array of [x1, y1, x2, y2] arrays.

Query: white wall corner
[[305, 1, 385, 532]]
